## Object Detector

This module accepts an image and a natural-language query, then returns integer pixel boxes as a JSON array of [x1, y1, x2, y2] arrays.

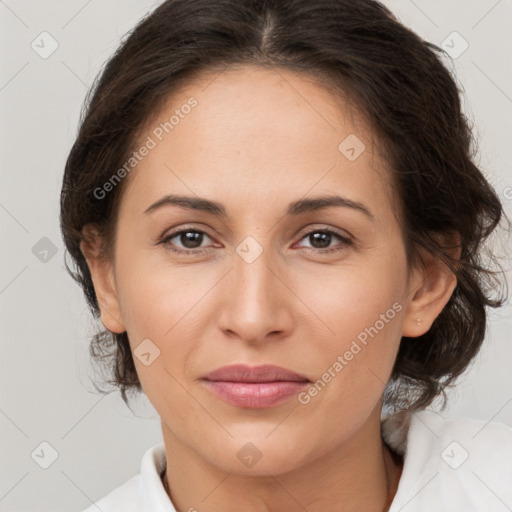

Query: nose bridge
[[219, 235, 289, 340], [233, 238, 279, 314]]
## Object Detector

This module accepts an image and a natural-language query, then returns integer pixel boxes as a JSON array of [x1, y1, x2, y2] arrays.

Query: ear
[[402, 234, 461, 337], [80, 224, 126, 334]]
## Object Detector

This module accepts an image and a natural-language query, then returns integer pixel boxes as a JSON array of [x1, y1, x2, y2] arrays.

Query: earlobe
[[80, 224, 126, 334], [402, 246, 459, 338]]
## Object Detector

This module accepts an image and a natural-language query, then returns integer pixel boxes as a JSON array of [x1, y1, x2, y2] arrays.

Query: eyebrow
[[144, 194, 375, 220]]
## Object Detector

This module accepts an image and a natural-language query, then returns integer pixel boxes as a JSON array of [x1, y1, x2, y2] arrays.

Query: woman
[[60, 0, 512, 510]]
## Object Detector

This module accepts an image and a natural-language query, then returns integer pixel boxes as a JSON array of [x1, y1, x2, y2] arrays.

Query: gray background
[[1, 1, 511, 510]]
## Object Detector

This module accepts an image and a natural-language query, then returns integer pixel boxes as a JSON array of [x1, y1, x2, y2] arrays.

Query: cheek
[[112, 243, 231, 393], [115, 236, 407, 351], [297, 253, 407, 339], [293, 252, 407, 400], [114, 227, 407, 393], [112, 250, 214, 413], [114, 243, 214, 338]]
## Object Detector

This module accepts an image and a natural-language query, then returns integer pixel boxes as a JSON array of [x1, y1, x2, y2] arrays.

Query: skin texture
[[81, 66, 458, 512]]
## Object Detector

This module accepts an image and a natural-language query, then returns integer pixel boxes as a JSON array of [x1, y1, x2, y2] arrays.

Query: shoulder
[[81, 443, 175, 512], [386, 410, 512, 512], [81, 474, 142, 512]]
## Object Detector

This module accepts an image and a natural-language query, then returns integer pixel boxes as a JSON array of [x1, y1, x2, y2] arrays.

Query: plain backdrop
[[1, 1, 511, 510]]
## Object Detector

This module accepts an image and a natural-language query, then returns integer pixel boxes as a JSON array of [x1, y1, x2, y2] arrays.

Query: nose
[[217, 241, 294, 345]]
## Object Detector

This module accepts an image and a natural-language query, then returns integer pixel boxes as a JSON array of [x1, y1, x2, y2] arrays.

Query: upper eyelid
[[295, 228, 353, 248], [162, 225, 352, 247], [163, 224, 349, 237], [163, 226, 215, 242]]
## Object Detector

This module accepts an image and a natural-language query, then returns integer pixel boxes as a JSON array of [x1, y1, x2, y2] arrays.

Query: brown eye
[[176, 231, 205, 249], [307, 231, 333, 249], [296, 229, 352, 253], [160, 229, 214, 254]]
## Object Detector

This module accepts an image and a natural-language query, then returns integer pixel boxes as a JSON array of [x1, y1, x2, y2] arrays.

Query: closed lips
[[202, 364, 310, 383], [201, 364, 311, 409]]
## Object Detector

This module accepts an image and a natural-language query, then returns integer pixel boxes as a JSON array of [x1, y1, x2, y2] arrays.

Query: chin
[[201, 433, 312, 477]]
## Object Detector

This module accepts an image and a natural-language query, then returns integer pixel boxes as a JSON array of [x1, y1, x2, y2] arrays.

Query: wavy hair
[[60, 0, 508, 410]]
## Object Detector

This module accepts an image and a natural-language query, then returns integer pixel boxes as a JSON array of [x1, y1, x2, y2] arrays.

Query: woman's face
[[89, 66, 430, 474]]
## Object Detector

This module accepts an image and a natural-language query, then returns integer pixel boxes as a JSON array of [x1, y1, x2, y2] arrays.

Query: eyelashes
[[159, 226, 353, 256], [296, 228, 353, 252]]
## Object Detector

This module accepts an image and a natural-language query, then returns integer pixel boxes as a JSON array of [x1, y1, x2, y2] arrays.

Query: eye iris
[[310, 232, 331, 249], [181, 231, 203, 248]]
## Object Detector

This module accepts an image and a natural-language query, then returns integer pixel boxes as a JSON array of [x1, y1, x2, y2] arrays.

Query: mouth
[[201, 364, 310, 409]]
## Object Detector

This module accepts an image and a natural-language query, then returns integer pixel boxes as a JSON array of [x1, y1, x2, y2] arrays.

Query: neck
[[161, 406, 403, 512]]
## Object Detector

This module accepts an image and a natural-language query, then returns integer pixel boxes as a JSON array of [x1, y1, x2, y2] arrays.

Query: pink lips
[[201, 364, 310, 409]]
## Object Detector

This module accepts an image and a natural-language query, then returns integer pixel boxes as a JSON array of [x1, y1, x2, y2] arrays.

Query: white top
[[81, 410, 512, 512]]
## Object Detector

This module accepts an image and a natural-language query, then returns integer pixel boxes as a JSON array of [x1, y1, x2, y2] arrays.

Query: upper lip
[[202, 364, 310, 383]]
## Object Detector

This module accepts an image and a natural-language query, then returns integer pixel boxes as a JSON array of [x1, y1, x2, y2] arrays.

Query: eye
[[294, 228, 353, 253], [159, 226, 353, 256], [160, 228, 215, 255]]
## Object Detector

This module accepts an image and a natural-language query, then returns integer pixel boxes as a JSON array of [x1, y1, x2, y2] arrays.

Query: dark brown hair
[[60, 0, 508, 411]]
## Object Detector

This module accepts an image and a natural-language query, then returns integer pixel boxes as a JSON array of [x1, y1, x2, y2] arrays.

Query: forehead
[[122, 65, 396, 222]]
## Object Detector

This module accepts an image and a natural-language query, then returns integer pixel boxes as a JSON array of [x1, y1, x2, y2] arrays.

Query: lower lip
[[202, 380, 309, 408]]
